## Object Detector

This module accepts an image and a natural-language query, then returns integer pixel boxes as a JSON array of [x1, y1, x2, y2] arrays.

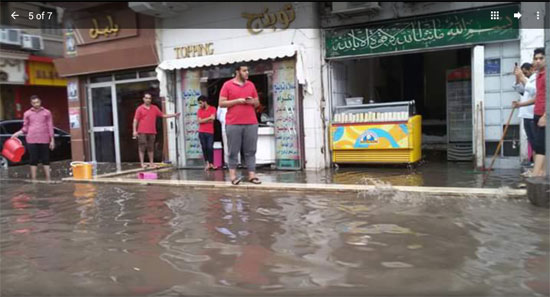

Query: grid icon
[[490, 11, 500, 20]]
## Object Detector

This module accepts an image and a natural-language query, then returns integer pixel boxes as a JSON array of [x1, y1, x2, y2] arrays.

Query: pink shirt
[[220, 79, 258, 125], [20, 107, 54, 144], [134, 104, 163, 134]]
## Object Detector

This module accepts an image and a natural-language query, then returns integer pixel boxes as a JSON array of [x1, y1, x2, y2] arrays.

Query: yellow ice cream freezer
[[330, 101, 422, 164]]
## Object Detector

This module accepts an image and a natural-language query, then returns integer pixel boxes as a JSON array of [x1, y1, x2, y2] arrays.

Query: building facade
[[152, 2, 325, 170], [53, 2, 160, 166], [0, 2, 68, 132]]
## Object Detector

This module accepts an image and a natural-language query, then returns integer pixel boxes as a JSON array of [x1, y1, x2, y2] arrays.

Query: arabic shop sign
[[242, 3, 296, 35], [89, 15, 119, 39], [174, 43, 214, 59], [28, 61, 67, 87], [325, 4, 519, 58], [72, 9, 138, 45]]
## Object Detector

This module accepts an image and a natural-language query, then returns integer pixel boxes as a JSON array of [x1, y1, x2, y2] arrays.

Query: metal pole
[[545, 1, 550, 179]]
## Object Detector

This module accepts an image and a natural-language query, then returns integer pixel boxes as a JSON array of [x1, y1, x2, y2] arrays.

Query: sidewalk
[[1, 159, 527, 198]]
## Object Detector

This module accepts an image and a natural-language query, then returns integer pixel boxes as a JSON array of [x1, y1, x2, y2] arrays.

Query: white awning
[[158, 45, 298, 70], [156, 45, 312, 97]]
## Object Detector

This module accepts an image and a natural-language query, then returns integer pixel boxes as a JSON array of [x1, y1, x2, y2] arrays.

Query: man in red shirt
[[219, 64, 261, 185], [132, 93, 180, 169], [532, 48, 546, 176], [11, 95, 55, 181], [197, 95, 217, 171]]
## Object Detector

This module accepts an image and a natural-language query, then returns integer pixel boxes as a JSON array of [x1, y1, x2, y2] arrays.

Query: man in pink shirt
[[219, 64, 261, 185], [11, 95, 54, 181], [132, 93, 180, 169]]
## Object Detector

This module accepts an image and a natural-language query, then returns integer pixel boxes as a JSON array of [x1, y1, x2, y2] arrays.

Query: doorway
[[116, 81, 162, 162], [88, 69, 159, 164], [89, 84, 119, 163]]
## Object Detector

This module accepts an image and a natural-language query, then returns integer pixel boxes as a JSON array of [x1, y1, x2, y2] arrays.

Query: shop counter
[[257, 126, 275, 164]]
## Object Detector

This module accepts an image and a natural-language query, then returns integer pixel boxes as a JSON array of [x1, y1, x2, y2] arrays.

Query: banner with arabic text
[[325, 4, 519, 58], [273, 59, 301, 169], [181, 69, 203, 160]]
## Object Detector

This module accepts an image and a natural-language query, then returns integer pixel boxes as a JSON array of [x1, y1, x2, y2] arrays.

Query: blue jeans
[[199, 132, 214, 163]]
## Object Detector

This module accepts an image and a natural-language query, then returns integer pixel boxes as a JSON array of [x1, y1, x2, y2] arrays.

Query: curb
[[61, 177, 527, 199]]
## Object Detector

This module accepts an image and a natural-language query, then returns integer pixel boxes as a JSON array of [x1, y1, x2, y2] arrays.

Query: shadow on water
[[0, 181, 548, 296]]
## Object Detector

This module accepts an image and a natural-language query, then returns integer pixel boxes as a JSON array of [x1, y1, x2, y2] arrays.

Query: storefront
[[322, 3, 545, 169], [156, 2, 325, 170], [53, 3, 161, 165]]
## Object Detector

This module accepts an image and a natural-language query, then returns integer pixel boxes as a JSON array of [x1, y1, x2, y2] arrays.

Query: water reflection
[[0, 182, 547, 296]]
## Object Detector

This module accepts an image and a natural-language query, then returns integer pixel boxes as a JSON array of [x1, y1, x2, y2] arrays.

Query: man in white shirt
[[512, 62, 537, 171], [217, 106, 242, 168]]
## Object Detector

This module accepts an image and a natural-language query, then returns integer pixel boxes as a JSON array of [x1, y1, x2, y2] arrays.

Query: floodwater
[[1, 181, 548, 296]]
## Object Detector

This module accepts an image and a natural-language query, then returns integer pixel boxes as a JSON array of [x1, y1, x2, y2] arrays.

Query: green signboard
[[325, 4, 519, 58]]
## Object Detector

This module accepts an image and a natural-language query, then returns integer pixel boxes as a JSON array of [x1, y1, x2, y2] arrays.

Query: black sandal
[[231, 177, 243, 185], [248, 177, 262, 184]]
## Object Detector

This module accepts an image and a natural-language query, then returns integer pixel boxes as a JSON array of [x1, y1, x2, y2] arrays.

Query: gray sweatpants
[[226, 124, 258, 171]]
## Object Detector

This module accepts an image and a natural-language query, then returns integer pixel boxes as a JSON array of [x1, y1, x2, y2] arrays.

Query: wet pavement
[[0, 155, 524, 189], [118, 162, 522, 189], [1, 181, 548, 296]]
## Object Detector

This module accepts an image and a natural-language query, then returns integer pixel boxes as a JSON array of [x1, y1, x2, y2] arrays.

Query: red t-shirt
[[219, 79, 259, 125], [197, 105, 216, 134], [534, 68, 546, 116], [134, 104, 163, 134]]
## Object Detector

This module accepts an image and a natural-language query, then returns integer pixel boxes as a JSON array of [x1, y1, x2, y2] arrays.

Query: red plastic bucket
[[2, 138, 25, 163]]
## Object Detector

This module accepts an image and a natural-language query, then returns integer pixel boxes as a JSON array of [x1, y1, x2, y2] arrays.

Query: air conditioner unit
[[332, 2, 381, 14], [21, 34, 44, 51], [0, 28, 22, 46]]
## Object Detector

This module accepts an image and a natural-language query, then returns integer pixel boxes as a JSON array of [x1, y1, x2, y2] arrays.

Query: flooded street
[[1, 181, 548, 296], [1, 158, 524, 189]]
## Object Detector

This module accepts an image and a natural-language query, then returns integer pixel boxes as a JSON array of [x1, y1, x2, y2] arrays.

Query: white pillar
[[175, 70, 186, 167], [472, 45, 485, 169]]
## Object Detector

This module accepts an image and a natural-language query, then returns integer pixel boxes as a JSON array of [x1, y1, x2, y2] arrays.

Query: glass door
[[115, 80, 160, 162], [88, 84, 120, 163]]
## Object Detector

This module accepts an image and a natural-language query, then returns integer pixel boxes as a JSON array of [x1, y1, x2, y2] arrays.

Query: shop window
[[115, 71, 137, 81], [138, 70, 157, 78], [503, 141, 519, 157], [90, 74, 112, 83], [485, 141, 498, 157], [485, 125, 520, 157], [40, 7, 61, 36], [503, 125, 519, 140], [502, 125, 519, 156]]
